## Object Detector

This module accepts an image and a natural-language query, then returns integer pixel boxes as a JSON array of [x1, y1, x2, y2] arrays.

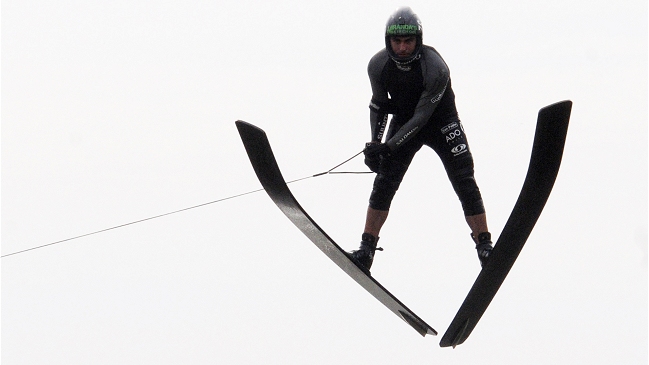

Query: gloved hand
[[363, 142, 389, 173], [364, 142, 390, 158]]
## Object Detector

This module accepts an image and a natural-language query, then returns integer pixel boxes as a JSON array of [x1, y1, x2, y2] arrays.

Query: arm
[[367, 50, 394, 143], [369, 100, 390, 143]]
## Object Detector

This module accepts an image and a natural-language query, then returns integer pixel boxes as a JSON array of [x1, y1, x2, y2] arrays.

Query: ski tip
[[235, 120, 268, 139], [235, 120, 248, 132], [235, 120, 253, 129], [537, 100, 572, 132], [540, 100, 573, 114]]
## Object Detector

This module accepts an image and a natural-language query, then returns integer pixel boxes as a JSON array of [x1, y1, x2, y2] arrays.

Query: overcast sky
[[3, 0, 647, 364]]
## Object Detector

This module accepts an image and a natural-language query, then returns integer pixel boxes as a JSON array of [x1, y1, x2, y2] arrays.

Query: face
[[389, 36, 417, 58]]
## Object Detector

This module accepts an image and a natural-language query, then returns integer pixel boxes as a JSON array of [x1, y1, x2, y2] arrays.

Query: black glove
[[364, 142, 390, 158], [363, 142, 389, 173]]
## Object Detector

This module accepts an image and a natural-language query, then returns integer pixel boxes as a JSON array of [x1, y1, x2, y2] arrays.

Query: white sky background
[[2, 0, 647, 363]]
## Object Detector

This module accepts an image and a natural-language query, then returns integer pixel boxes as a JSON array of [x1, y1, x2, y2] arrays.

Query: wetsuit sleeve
[[385, 50, 450, 150], [367, 51, 393, 142]]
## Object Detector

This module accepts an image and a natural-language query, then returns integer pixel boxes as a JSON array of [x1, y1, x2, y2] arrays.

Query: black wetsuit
[[366, 45, 485, 216]]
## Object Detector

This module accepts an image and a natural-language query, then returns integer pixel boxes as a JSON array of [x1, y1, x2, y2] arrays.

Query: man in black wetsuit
[[348, 6, 493, 272]]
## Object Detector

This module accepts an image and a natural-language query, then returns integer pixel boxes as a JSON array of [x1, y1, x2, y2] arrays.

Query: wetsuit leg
[[428, 119, 485, 216], [368, 135, 423, 211]]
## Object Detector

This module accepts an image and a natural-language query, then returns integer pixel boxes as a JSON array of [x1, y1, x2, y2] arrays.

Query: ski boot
[[474, 232, 493, 268], [348, 233, 382, 275]]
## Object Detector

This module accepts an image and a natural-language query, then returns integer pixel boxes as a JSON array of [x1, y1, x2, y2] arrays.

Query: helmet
[[384, 7, 423, 65]]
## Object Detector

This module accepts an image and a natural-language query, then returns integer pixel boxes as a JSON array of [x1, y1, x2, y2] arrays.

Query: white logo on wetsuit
[[441, 122, 458, 134], [430, 81, 448, 104], [451, 144, 467, 156], [446, 129, 462, 142], [395, 126, 419, 146]]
